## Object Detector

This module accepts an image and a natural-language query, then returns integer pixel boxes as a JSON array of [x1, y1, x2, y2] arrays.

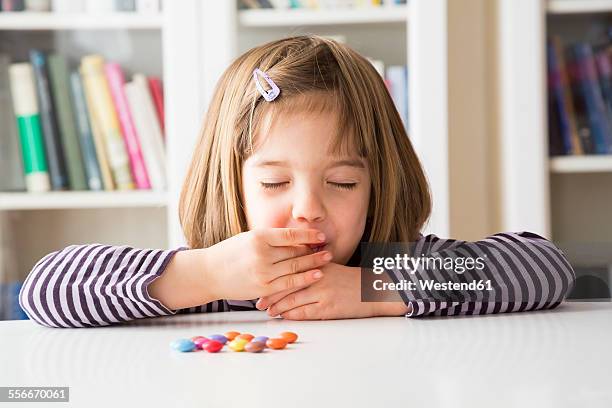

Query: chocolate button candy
[[245, 341, 265, 353]]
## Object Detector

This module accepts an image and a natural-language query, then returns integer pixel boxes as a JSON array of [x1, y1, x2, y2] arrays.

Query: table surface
[[1, 302, 611, 408]]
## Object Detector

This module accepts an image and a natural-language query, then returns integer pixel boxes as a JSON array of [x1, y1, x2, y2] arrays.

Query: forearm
[[148, 248, 221, 311]]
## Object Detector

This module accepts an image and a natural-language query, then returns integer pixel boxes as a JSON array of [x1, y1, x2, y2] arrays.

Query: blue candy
[[171, 338, 196, 352], [252, 336, 269, 344], [208, 334, 228, 344]]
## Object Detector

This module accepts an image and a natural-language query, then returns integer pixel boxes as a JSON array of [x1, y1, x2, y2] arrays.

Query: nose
[[291, 185, 326, 224]]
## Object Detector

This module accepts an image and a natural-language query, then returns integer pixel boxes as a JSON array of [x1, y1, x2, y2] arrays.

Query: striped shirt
[[18, 231, 576, 328]]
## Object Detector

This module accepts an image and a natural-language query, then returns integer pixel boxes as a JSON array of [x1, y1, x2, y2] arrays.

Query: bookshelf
[[0, 0, 211, 320], [0, 12, 162, 30], [498, 0, 612, 299]]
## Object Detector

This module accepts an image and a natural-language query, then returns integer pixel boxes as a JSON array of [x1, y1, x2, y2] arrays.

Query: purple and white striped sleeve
[[385, 231, 577, 317], [18, 244, 244, 328]]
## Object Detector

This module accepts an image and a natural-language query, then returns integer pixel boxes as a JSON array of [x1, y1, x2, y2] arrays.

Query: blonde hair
[[179, 35, 431, 249]]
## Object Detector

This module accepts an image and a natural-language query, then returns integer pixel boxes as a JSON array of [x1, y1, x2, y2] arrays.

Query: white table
[[1, 302, 611, 408]]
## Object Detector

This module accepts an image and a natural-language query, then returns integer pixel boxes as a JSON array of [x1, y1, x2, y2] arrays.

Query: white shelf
[[0, 12, 162, 30], [550, 156, 612, 173], [547, 0, 612, 14], [239, 6, 408, 27], [0, 191, 168, 210]]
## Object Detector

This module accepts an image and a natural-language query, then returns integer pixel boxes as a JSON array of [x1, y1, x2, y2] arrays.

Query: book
[[30, 50, 69, 190], [125, 74, 166, 191], [573, 43, 612, 154], [8, 63, 51, 192], [386, 65, 408, 130], [115, 0, 135, 11], [105, 62, 151, 189], [1, 0, 25, 11], [69, 71, 103, 191], [48, 54, 88, 190], [80, 55, 134, 190], [548, 37, 583, 155], [0, 54, 26, 192], [147, 76, 165, 136], [81, 69, 115, 191], [24, 0, 50, 11], [51, 0, 84, 12]]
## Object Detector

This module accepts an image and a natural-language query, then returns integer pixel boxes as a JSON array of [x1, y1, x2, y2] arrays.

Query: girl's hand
[[202, 228, 332, 301], [255, 262, 377, 320]]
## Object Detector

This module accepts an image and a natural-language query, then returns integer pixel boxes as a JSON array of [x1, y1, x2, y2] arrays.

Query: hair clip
[[253, 68, 280, 102]]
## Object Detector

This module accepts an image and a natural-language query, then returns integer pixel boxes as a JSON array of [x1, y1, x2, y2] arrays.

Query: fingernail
[[321, 251, 332, 261], [317, 232, 326, 242], [256, 299, 264, 310], [313, 270, 323, 279]]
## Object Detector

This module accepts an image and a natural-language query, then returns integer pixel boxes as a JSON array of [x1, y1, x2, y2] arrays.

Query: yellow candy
[[229, 338, 247, 352]]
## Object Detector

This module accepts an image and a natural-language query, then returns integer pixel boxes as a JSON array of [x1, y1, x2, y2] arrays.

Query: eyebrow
[[252, 158, 366, 169]]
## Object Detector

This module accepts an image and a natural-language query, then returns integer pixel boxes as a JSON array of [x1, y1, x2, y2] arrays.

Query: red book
[[147, 76, 165, 137]]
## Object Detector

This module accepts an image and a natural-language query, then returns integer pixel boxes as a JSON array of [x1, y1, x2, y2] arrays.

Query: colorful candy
[[171, 331, 298, 353], [245, 341, 265, 353], [280, 331, 298, 344], [228, 338, 248, 352], [266, 338, 288, 350], [203, 340, 224, 353], [170, 339, 196, 352], [225, 331, 240, 341], [236, 333, 254, 341], [208, 334, 228, 344], [193, 337, 210, 350], [252, 336, 269, 344]]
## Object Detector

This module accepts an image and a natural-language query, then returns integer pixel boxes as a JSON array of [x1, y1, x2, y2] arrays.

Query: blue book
[[573, 43, 612, 154], [69, 71, 103, 191]]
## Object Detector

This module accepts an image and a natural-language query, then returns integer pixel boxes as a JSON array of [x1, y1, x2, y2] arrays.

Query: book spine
[[147, 76, 165, 136], [0, 54, 26, 191], [69, 71, 103, 191], [80, 55, 134, 190], [552, 37, 583, 155], [547, 40, 573, 155], [48, 54, 88, 190], [29, 50, 69, 190], [115, 0, 135, 11], [386, 65, 408, 130], [51, 0, 84, 12], [24, 0, 50, 11], [574, 43, 612, 154], [105, 63, 151, 189], [81, 69, 115, 191], [125, 77, 166, 190], [8, 63, 51, 192], [1, 0, 26, 11]]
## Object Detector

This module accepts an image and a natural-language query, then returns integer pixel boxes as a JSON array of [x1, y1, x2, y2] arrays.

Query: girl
[[19, 35, 576, 328]]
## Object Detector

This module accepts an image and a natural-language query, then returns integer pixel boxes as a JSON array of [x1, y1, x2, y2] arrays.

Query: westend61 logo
[[372, 254, 486, 275]]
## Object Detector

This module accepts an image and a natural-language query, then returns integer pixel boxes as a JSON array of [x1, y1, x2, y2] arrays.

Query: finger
[[257, 285, 304, 310], [280, 303, 321, 321], [267, 286, 318, 317], [270, 244, 313, 264], [263, 228, 326, 247], [269, 250, 332, 280], [267, 268, 323, 294]]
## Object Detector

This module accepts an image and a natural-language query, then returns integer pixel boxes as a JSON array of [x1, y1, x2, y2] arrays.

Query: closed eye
[[261, 182, 288, 190], [329, 182, 357, 190]]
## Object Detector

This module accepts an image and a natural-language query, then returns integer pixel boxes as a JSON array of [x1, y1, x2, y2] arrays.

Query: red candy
[[280, 332, 298, 343], [203, 340, 223, 353]]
